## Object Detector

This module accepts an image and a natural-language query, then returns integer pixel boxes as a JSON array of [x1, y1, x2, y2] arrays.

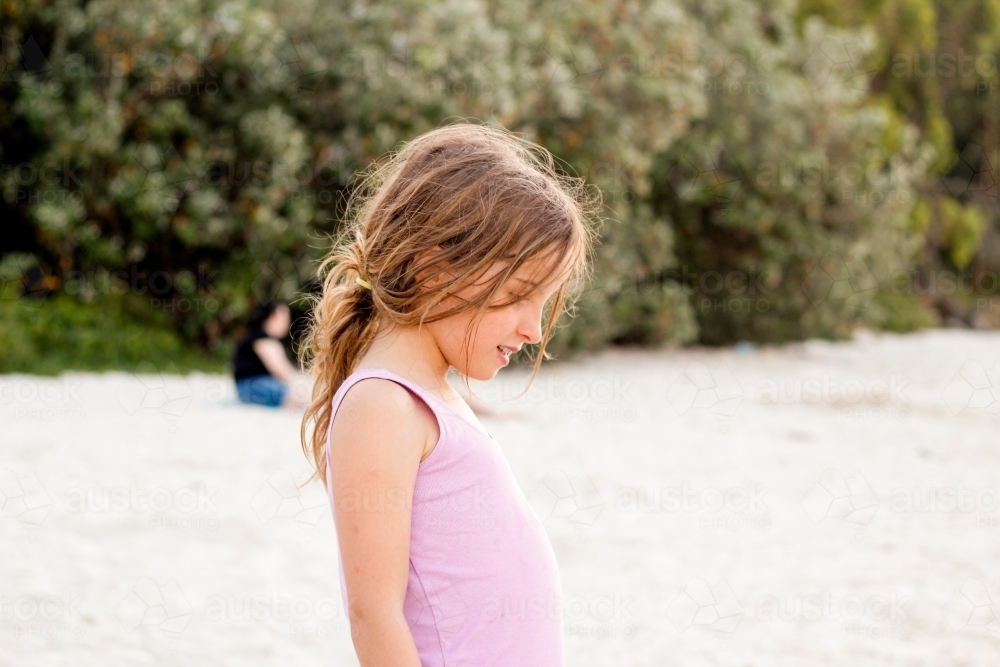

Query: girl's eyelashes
[[492, 286, 528, 303], [487, 294, 524, 310]]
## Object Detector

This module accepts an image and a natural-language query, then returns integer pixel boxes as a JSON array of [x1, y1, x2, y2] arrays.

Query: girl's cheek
[[485, 310, 516, 339]]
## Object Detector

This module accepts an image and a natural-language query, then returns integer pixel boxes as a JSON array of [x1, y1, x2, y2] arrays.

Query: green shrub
[[649, 13, 933, 344], [1, 0, 944, 361], [871, 290, 940, 333], [0, 295, 229, 375]]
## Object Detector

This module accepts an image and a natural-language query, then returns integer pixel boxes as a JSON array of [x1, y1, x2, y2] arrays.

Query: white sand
[[2, 328, 999, 666]]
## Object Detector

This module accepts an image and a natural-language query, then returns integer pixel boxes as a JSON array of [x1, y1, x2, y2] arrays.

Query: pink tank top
[[324, 367, 565, 666]]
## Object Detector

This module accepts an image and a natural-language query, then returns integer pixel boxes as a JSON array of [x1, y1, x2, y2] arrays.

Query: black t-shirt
[[233, 327, 276, 381]]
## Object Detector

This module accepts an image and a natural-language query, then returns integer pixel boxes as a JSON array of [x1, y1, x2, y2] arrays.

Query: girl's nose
[[518, 304, 544, 345]]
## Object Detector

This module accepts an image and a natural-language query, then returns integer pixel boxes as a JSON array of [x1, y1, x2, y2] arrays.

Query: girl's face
[[425, 250, 573, 381]]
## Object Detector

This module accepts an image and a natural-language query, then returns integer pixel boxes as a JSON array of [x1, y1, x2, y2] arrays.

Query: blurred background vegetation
[[1, 0, 997, 374]]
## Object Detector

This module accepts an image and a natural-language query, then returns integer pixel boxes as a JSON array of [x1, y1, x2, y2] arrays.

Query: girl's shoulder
[[331, 370, 441, 464], [336, 372, 419, 417]]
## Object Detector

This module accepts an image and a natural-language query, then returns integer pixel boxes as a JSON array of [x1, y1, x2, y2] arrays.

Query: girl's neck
[[357, 320, 452, 391]]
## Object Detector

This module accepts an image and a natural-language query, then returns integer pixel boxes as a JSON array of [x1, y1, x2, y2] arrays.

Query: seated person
[[233, 301, 308, 408]]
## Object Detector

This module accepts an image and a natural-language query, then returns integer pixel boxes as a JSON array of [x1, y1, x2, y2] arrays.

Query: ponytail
[[299, 233, 382, 483]]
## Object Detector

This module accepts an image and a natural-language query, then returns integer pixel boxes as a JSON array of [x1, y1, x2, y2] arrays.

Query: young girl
[[300, 123, 598, 666]]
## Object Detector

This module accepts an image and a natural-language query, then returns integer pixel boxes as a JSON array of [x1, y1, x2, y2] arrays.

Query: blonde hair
[[299, 122, 600, 483]]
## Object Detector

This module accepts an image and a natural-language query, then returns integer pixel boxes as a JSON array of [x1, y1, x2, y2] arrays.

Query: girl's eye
[[486, 290, 527, 311]]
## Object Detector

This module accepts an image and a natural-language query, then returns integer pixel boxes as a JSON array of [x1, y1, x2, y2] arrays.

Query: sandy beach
[[3, 327, 999, 666]]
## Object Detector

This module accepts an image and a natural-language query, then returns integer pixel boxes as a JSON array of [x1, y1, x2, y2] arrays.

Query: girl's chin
[[449, 361, 498, 382], [471, 366, 501, 381]]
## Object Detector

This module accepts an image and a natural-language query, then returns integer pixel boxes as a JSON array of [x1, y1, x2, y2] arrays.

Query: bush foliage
[[0, 294, 228, 375], [1, 0, 995, 366]]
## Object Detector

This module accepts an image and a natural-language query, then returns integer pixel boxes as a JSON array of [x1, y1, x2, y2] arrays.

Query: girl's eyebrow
[[514, 277, 540, 288]]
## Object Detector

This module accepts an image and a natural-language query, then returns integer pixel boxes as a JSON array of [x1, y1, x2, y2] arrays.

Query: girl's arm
[[252, 338, 297, 382], [327, 378, 432, 667]]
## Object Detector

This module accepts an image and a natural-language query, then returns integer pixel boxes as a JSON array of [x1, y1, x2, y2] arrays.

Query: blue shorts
[[236, 376, 287, 408]]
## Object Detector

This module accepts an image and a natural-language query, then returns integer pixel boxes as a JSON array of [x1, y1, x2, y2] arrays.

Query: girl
[[300, 123, 598, 666]]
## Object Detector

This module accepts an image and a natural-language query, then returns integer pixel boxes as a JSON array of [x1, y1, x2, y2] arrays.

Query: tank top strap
[[363, 368, 455, 419], [369, 369, 494, 441], [324, 367, 455, 483]]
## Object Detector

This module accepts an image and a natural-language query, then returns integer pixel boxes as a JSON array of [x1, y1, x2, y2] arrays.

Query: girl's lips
[[496, 345, 510, 366]]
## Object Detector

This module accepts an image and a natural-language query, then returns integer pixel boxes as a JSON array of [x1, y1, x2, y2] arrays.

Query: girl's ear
[[413, 245, 449, 290]]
